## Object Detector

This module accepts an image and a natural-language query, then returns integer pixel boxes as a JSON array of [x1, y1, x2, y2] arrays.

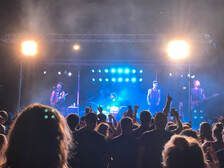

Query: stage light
[[91, 69, 95, 73], [43, 71, 47, 75], [104, 69, 109, 73], [139, 78, 143, 82], [68, 72, 72, 77], [132, 69, 136, 74], [131, 77, 137, 83], [111, 78, 116, 82], [124, 68, 130, 74], [92, 78, 96, 82], [73, 43, 81, 51], [139, 70, 143, 74], [125, 78, 130, 82], [169, 72, 173, 77], [180, 74, 184, 78], [111, 68, 116, 73], [21, 40, 38, 57], [167, 40, 190, 60], [58, 71, 62, 75], [105, 78, 109, 82], [99, 78, 103, 82], [118, 77, 123, 82], [191, 75, 195, 79], [118, 68, 123, 74], [98, 69, 102, 73]]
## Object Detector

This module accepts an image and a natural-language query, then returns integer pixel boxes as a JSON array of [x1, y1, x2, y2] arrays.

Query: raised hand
[[97, 106, 103, 113]]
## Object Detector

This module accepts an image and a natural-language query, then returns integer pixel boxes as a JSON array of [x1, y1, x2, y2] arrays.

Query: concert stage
[[2, 34, 222, 128]]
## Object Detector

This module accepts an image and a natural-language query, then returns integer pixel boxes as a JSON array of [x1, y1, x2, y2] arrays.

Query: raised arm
[[162, 95, 172, 117]]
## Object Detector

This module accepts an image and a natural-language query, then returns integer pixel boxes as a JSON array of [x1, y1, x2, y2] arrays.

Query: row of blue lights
[[92, 77, 143, 83], [91, 68, 143, 74]]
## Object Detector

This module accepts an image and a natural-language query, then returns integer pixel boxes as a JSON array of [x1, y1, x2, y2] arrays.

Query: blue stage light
[[111, 68, 116, 73], [98, 69, 102, 73], [99, 78, 103, 82], [139, 69, 143, 73], [111, 78, 116, 82], [139, 78, 143, 82], [91, 69, 95, 73], [131, 77, 137, 83], [132, 69, 136, 74], [118, 77, 123, 82], [92, 78, 96, 82], [105, 78, 109, 82], [104, 69, 109, 73], [118, 68, 123, 74], [124, 68, 130, 74], [125, 78, 130, 82]]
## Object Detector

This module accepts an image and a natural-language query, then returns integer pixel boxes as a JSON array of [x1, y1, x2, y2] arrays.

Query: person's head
[[153, 80, 158, 88], [85, 112, 98, 130], [120, 117, 133, 135], [162, 135, 206, 168], [180, 129, 199, 140], [1, 104, 72, 168], [154, 112, 167, 130], [56, 82, 63, 91], [199, 122, 213, 141], [66, 114, 79, 132], [85, 107, 92, 115], [140, 110, 152, 125], [97, 113, 107, 123], [212, 122, 223, 141], [193, 80, 200, 88], [0, 110, 8, 125], [96, 122, 109, 137]]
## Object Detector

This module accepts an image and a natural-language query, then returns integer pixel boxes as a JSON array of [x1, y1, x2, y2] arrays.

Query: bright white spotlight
[[68, 72, 72, 77], [167, 40, 190, 60], [58, 71, 62, 75], [139, 78, 143, 82], [92, 78, 96, 82], [139, 70, 143, 74], [99, 78, 103, 82], [21, 40, 38, 57], [169, 72, 173, 77], [43, 71, 47, 75], [73, 43, 81, 51]]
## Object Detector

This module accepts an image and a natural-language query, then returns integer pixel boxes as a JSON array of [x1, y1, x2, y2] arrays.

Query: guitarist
[[191, 80, 206, 109], [50, 82, 67, 114]]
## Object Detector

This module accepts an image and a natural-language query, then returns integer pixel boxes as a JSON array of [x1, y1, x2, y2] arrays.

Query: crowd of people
[[0, 95, 223, 168]]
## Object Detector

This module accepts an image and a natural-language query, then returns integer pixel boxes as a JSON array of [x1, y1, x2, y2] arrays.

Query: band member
[[147, 80, 161, 114], [50, 82, 67, 114], [191, 80, 206, 109]]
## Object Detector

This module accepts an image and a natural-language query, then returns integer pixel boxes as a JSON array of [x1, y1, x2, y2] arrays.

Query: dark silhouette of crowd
[[0, 95, 224, 168]]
